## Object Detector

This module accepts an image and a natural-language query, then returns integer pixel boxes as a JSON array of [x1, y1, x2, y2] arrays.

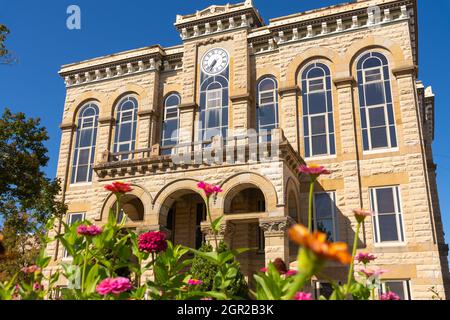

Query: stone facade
[[48, 0, 449, 299]]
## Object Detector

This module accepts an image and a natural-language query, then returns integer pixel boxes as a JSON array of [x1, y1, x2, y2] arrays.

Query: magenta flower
[[294, 292, 313, 300], [358, 267, 388, 278], [187, 279, 203, 286], [197, 182, 223, 197], [33, 282, 44, 291], [138, 231, 167, 253], [380, 292, 401, 300], [285, 270, 297, 277], [104, 181, 133, 194], [298, 164, 331, 179], [96, 277, 132, 295], [77, 225, 103, 237], [355, 252, 376, 265], [21, 265, 41, 274], [259, 267, 268, 273], [352, 209, 373, 223]]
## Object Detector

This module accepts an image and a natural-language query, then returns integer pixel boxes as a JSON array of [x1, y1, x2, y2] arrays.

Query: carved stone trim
[[178, 102, 199, 111], [392, 64, 418, 78], [259, 217, 294, 236], [278, 85, 300, 96], [201, 221, 236, 238], [333, 76, 355, 88]]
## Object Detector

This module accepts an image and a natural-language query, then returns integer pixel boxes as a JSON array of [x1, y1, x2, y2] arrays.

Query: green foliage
[[190, 241, 249, 299], [254, 263, 294, 300]]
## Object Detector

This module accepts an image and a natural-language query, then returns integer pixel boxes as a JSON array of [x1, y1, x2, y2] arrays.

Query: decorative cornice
[[178, 102, 199, 111], [98, 116, 115, 125], [138, 110, 159, 118], [333, 76, 355, 88], [392, 64, 418, 78], [60, 122, 76, 131], [259, 216, 294, 236], [196, 35, 234, 46], [278, 85, 300, 96], [230, 93, 253, 103]]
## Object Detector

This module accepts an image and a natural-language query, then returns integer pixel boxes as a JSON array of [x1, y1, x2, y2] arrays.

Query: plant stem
[[346, 221, 361, 294], [206, 197, 219, 250], [81, 240, 89, 294], [308, 179, 315, 232]]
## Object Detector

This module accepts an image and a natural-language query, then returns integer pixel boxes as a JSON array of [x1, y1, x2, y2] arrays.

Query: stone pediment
[[198, 5, 228, 18]]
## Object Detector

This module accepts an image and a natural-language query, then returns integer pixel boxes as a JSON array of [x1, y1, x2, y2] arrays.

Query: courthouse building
[[47, 0, 449, 299]]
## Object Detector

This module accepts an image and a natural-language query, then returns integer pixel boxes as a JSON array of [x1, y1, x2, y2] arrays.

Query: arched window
[[161, 93, 180, 156], [257, 76, 279, 142], [301, 63, 336, 158], [199, 73, 229, 142], [114, 96, 138, 160], [71, 103, 99, 184], [356, 52, 397, 151]]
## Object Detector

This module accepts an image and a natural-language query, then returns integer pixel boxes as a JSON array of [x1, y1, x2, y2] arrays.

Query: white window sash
[[365, 103, 391, 150], [308, 112, 331, 157]]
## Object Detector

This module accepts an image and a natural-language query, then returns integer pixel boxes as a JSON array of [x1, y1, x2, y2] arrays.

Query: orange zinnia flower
[[289, 224, 352, 265]]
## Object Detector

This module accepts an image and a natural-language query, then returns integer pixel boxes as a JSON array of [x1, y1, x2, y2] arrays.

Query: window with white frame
[[370, 186, 405, 244], [71, 103, 99, 184], [379, 280, 411, 300], [63, 212, 86, 258], [114, 96, 138, 160], [161, 93, 180, 156], [199, 69, 229, 142], [301, 62, 336, 158], [356, 52, 398, 151], [313, 192, 338, 241], [257, 76, 279, 142], [313, 281, 334, 300]]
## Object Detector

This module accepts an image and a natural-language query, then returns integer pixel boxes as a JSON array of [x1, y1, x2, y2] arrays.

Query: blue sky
[[1, 0, 449, 244]]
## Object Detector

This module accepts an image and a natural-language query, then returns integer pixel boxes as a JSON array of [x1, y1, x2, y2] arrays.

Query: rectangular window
[[308, 78, 325, 92], [64, 213, 86, 258], [257, 226, 265, 253], [313, 192, 337, 241], [379, 280, 411, 300], [370, 186, 405, 244], [206, 89, 222, 109]]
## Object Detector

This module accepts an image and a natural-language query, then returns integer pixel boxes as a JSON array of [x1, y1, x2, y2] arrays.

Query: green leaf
[[211, 215, 224, 233]]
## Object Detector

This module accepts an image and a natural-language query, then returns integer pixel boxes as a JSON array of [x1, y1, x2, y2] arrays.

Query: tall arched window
[[114, 96, 138, 160], [161, 93, 180, 156], [71, 103, 99, 184], [257, 76, 279, 141], [356, 52, 397, 151], [301, 62, 336, 158], [199, 71, 229, 142]]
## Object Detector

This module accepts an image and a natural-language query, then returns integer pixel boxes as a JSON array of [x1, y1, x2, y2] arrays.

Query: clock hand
[[208, 58, 218, 71]]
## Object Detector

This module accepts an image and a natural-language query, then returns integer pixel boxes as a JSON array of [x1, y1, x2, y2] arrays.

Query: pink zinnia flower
[[33, 282, 44, 291], [358, 267, 388, 278], [380, 292, 401, 300], [285, 270, 297, 277], [96, 277, 132, 295], [259, 267, 268, 273], [187, 279, 203, 286], [104, 181, 133, 194], [355, 252, 376, 265], [197, 182, 223, 197], [138, 231, 167, 253], [298, 164, 331, 179], [352, 209, 373, 223], [77, 225, 103, 237], [21, 265, 41, 274], [294, 292, 313, 300]]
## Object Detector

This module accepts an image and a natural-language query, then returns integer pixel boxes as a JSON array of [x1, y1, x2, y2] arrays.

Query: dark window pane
[[207, 109, 220, 127], [308, 67, 325, 78], [119, 122, 132, 142], [329, 134, 336, 155], [379, 214, 399, 242], [363, 57, 382, 69], [315, 193, 333, 219], [376, 188, 395, 213], [76, 165, 88, 182], [78, 149, 90, 165], [166, 95, 180, 107], [258, 106, 276, 126], [317, 219, 334, 241], [69, 213, 84, 225], [370, 127, 388, 148], [311, 116, 326, 135], [79, 129, 93, 147], [365, 82, 385, 105], [163, 120, 178, 140], [312, 135, 327, 155], [304, 137, 310, 158], [362, 129, 369, 150], [259, 78, 276, 91], [83, 107, 96, 117], [390, 126, 398, 148], [384, 282, 406, 300], [369, 106, 386, 127], [309, 93, 327, 114]]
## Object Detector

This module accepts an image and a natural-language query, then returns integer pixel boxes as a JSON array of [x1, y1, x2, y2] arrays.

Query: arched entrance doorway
[[159, 189, 207, 250]]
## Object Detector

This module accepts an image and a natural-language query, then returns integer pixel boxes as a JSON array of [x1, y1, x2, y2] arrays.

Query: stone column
[[333, 76, 363, 245], [259, 217, 291, 266], [96, 116, 114, 163], [201, 221, 236, 249], [278, 85, 300, 152]]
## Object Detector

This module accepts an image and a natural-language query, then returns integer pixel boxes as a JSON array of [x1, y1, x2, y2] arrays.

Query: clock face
[[201, 48, 229, 75]]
